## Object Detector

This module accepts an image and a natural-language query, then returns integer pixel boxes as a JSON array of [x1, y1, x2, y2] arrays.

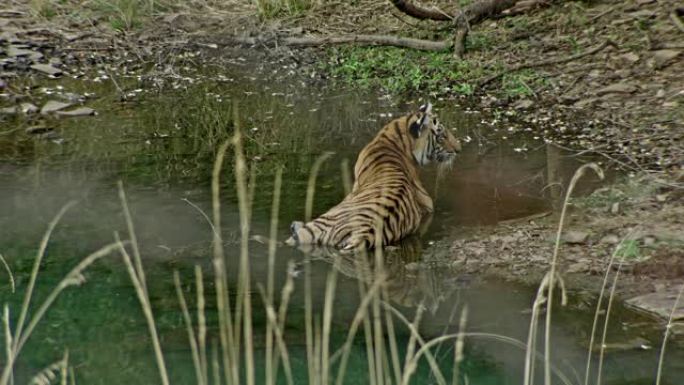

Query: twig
[[589, 6, 616, 23], [479, 39, 616, 87]]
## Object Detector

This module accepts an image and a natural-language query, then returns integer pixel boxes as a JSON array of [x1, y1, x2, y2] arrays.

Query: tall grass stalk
[[655, 282, 684, 385], [372, 228, 386, 385], [3, 305, 12, 385], [115, 236, 169, 385], [272, 261, 296, 383], [583, 230, 637, 385], [1, 238, 122, 385], [117, 181, 147, 297], [195, 266, 208, 385], [452, 306, 468, 385], [542, 163, 603, 385], [595, 260, 622, 385], [333, 271, 386, 385], [210, 140, 238, 385], [382, 304, 445, 385], [256, 286, 294, 385], [321, 255, 339, 384], [0, 254, 14, 293], [10, 201, 76, 360], [173, 271, 204, 385], [232, 102, 256, 385], [266, 168, 283, 385]]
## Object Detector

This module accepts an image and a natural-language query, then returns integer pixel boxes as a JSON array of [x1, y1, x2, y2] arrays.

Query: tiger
[[286, 102, 461, 251]]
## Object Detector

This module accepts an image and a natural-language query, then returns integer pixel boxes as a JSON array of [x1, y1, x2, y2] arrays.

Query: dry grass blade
[[382, 304, 445, 385], [14, 241, 123, 355], [195, 266, 208, 385], [272, 262, 296, 383], [452, 306, 468, 385], [116, 239, 170, 385], [266, 168, 283, 385], [544, 163, 603, 385], [321, 255, 339, 384], [232, 103, 255, 385], [118, 181, 147, 297], [304, 261, 316, 384], [655, 282, 684, 385], [3, 305, 12, 385], [305, 151, 335, 222], [256, 285, 295, 385], [0, 254, 14, 293], [583, 231, 636, 385], [173, 270, 204, 385], [210, 140, 238, 385], [28, 349, 68, 385], [11, 201, 77, 358], [596, 260, 622, 385]]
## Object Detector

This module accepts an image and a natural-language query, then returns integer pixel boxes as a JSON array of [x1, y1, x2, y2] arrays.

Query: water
[[1, 64, 682, 385]]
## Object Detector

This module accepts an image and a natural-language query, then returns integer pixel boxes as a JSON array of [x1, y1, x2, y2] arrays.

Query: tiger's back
[[287, 103, 461, 251]]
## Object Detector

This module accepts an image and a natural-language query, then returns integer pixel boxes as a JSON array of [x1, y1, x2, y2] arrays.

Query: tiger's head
[[408, 102, 461, 166]]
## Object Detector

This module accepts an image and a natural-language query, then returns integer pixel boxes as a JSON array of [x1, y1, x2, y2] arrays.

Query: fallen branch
[[479, 39, 616, 87], [231, 34, 452, 51], [392, 0, 519, 57], [389, 0, 452, 21]]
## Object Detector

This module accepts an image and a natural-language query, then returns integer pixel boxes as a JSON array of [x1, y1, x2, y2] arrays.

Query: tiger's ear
[[419, 102, 433, 114], [410, 102, 432, 138]]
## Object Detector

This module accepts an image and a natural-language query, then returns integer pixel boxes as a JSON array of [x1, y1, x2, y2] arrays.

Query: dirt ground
[[1, 0, 682, 319]]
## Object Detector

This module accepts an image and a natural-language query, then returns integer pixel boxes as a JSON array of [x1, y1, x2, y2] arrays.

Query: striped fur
[[286, 103, 461, 251]]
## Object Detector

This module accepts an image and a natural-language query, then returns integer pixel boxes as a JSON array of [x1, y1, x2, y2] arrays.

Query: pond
[[1, 61, 682, 385]]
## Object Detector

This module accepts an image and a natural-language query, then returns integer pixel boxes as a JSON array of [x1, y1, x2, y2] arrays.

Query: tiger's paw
[[285, 221, 304, 246]]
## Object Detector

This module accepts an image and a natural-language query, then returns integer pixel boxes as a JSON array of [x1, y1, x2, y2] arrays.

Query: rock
[[596, 83, 637, 96], [652, 50, 681, 70], [40, 100, 71, 114], [610, 202, 620, 214], [20, 103, 38, 114], [30, 64, 62, 76], [600, 234, 620, 244], [637, 0, 655, 4], [56, 107, 95, 117], [6, 45, 42, 60], [626, 289, 684, 320], [643, 236, 656, 247], [617, 52, 640, 65], [567, 261, 591, 273], [513, 99, 534, 109], [25, 126, 53, 135], [562, 230, 589, 244]]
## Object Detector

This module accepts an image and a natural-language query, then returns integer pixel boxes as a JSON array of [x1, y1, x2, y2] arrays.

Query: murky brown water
[[0, 63, 681, 384]]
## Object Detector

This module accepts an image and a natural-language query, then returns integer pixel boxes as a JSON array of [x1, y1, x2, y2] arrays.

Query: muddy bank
[[442, 174, 684, 324]]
